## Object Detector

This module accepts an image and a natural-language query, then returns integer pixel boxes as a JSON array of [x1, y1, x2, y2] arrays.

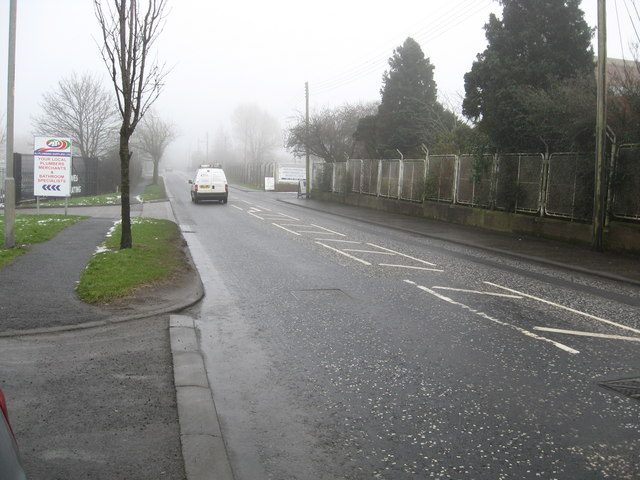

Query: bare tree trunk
[[153, 158, 159, 185], [94, 0, 168, 249], [119, 134, 132, 249]]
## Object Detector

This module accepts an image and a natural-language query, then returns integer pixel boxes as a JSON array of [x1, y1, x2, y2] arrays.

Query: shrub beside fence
[[312, 146, 640, 224]]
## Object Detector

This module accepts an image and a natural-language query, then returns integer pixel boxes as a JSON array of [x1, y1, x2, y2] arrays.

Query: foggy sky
[[0, 0, 636, 165]]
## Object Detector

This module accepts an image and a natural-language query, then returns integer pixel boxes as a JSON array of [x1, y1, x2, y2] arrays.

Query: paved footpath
[[0, 201, 211, 480]]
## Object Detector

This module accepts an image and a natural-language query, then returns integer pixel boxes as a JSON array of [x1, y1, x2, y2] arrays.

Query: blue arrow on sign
[[43, 185, 61, 191]]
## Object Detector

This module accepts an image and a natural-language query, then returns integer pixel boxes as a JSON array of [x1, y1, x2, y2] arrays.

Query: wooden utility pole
[[593, 0, 607, 251], [305, 81, 310, 198], [4, 0, 17, 250]]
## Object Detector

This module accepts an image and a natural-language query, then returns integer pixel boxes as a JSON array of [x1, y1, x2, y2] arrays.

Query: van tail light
[[194, 185, 199, 193], [225, 184, 228, 192]]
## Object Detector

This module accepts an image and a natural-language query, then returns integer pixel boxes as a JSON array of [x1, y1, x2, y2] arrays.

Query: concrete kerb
[[0, 250, 206, 339], [170, 314, 234, 480], [278, 198, 640, 288]]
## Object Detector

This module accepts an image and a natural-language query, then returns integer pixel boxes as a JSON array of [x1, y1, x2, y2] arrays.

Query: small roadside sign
[[265, 177, 275, 191], [34, 137, 72, 197]]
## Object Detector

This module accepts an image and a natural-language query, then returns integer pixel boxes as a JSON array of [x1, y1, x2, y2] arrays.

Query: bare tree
[[287, 102, 377, 162], [94, 0, 169, 249], [231, 104, 281, 164], [133, 110, 177, 185], [32, 72, 118, 159]]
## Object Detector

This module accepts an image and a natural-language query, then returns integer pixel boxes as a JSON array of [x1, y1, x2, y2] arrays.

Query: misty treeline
[[287, 0, 640, 162], [194, 104, 284, 168]]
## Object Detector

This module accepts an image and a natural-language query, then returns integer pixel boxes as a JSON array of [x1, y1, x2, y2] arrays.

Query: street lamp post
[[4, 0, 17, 250], [592, 0, 607, 251]]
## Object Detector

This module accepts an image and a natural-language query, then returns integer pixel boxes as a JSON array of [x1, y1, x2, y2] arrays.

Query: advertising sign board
[[277, 166, 306, 183], [33, 137, 72, 197]]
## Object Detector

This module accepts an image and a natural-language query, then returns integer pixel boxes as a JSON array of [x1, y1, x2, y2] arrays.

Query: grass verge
[[38, 193, 121, 207], [139, 178, 166, 202], [77, 217, 186, 303], [0, 214, 86, 268]]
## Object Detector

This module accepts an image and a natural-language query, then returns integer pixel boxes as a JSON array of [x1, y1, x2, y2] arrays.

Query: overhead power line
[[312, 0, 494, 96]]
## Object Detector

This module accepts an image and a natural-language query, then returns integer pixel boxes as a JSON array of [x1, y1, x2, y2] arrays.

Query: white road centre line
[[310, 224, 346, 236], [485, 282, 640, 336], [297, 230, 337, 235], [380, 264, 444, 272], [316, 242, 371, 265], [231, 205, 244, 211], [533, 327, 640, 343], [272, 223, 301, 235], [367, 243, 437, 266], [432, 286, 522, 298], [404, 280, 580, 354]]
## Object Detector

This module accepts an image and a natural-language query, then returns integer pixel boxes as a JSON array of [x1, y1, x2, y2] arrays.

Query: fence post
[[540, 153, 550, 217], [345, 158, 350, 194], [423, 149, 429, 204], [490, 154, 499, 210], [376, 159, 382, 197], [453, 155, 460, 205], [330, 162, 335, 192], [605, 131, 617, 226], [396, 150, 404, 200]]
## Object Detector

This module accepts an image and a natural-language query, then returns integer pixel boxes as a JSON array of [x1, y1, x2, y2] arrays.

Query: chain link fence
[[456, 154, 493, 208], [311, 148, 640, 224], [495, 154, 544, 214], [545, 153, 594, 220], [400, 160, 426, 202], [611, 144, 640, 221]]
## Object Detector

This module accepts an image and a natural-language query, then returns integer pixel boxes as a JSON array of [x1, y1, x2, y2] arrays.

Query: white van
[[189, 165, 228, 204]]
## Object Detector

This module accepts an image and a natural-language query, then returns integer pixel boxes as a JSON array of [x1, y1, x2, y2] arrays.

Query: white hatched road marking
[[239, 202, 439, 270], [405, 280, 579, 354], [314, 239, 361, 244], [344, 249, 396, 255], [236, 199, 633, 348], [533, 327, 640, 343], [432, 286, 522, 299], [380, 264, 444, 272], [310, 224, 346, 236], [316, 242, 371, 265], [273, 223, 301, 236], [367, 243, 438, 266], [247, 211, 264, 220], [485, 282, 640, 336]]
